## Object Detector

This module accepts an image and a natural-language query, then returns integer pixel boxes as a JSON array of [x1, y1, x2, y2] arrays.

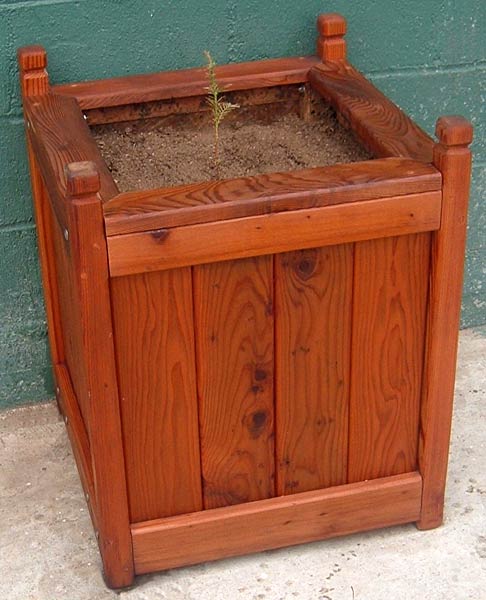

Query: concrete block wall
[[0, 1, 484, 408]]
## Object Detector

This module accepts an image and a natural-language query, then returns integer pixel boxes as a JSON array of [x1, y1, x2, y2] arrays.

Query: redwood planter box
[[19, 14, 472, 589]]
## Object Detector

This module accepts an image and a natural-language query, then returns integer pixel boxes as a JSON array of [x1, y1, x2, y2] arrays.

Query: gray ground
[[1, 328, 485, 600]]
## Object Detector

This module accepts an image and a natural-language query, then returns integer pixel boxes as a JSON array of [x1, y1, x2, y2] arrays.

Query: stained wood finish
[[26, 144, 64, 369], [24, 94, 118, 230], [418, 116, 473, 529], [61, 163, 133, 588], [103, 158, 442, 236], [132, 472, 422, 574], [348, 234, 431, 482], [194, 257, 275, 509], [275, 245, 353, 494], [17, 45, 49, 97], [317, 13, 347, 62], [111, 269, 202, 523], [86, 84, 302, 126], [50, 197, 91, 428], [107, 191, 441, 277], [54, 56, 320, 109], [309, 63, 435, 163]]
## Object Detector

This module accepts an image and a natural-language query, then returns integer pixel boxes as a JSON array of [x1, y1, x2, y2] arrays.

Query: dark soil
[[93, 106, 370, 191]]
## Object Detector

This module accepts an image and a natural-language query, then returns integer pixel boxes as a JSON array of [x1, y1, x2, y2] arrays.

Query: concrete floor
[[1, 328, 485, 600]]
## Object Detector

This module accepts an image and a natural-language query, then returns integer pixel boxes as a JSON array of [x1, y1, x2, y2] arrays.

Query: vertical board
[[275, 245, 353, 494], [194, 256, 274, 509], [50, 203, 89, 429], [111, 269, 202, 522], [348, 233, 431, 482]]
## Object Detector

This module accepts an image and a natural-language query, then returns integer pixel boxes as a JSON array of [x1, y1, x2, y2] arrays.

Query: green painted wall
[[0, 1, 484, 407]]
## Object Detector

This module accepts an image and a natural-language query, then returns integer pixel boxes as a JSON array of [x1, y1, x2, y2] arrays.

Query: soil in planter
[[93, 102, 371, 191]]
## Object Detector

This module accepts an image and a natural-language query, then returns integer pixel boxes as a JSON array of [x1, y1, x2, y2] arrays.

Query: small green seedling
[[204, 50, 239, 178]]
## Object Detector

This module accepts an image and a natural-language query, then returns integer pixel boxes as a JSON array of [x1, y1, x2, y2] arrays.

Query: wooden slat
[[309, 63, 435, 163], [418, 116, 473, 529], [103, 158, 442, 236], [275, 244, 353, 494], [27, 148, 65, 368], [86, 84, 302, 126], [107, 192, 441, 277], [24, 94, 119, 230], [348, 234, 431, 482], [131, 472, 422, 574], [110, 269, 203, 523], [50, 197, 90, 429], [194, 257, 275, 509], [53, 56, 320, 109]]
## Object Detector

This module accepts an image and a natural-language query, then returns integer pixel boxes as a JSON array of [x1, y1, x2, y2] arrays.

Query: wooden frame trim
[[24, 94, 119, 231], [131, 472, 422, 574], [84, 83, 304, 126], [53, 56, 320, 109], [107, 191, 441, 276], [309, 62, 435, 163], [103, 158, 442, 236]]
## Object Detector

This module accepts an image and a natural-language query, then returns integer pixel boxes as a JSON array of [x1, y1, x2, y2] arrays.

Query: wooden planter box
[[19, 14, 472, 589]]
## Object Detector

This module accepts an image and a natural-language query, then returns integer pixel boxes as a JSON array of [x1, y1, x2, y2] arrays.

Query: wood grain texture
[[110, 269, 203, 523], [86, 84, 302, 125], [107, 191, 441, 277], [24, 94, 118, 230], [132, 472, 422, 574], [17, 45, 49, 98], [25, 143, 64, 369], [348, 234, 431, 483], [194, 257, 275, 509], [103, 158, 442, 236], [309, 63, 435, 162], [64, 185, 133, 588], [54, 56, 320, 109], [275, 245, 353, 494], [418, 116, 473, 529], [50, 198, 91, 429]]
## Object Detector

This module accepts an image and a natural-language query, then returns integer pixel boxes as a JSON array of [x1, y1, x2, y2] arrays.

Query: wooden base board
[[132, 472, 422, 575]]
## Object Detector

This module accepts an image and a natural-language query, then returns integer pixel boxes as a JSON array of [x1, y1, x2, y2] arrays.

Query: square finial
[[316, 14, 347, 62], [17, 45, 47, 71], [65, 161, 101, 197], [17, 45, 49, 97], [435, 115, 473, 147]]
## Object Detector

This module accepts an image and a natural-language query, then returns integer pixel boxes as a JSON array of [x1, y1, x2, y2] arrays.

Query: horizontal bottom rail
[[132, 472, 422, 575]]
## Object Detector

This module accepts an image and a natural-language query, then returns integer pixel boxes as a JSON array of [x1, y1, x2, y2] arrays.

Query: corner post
[[65, 162, 134, 588], [417, 116, 473, 530], [17, 47, 66, 375], [316, 13, 347, 62]]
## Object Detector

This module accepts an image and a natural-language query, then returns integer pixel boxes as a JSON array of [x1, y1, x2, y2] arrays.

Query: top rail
[[24, 93, 119, 229], [309, 62, 435, 163], [103, 158, 441, 236], [53, 56, 320, 110]]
